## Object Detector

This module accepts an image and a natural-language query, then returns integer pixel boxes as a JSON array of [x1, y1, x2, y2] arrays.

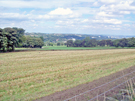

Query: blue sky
[[0, 0, 135, 35]]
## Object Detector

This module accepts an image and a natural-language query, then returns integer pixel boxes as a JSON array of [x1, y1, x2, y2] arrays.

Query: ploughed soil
[[35, 66, 135, 101]]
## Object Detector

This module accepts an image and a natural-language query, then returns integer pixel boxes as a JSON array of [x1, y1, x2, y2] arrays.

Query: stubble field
[[0, 49, 135, 101]]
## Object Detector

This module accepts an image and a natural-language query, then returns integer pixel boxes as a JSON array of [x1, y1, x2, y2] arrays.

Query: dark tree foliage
[[74, 40, 82, 47], [67, 40, 74, 47], [106, 39, 113, 46], [67, 37, 135, 48], [23, 36, 44, 48], [4, 27, 18, 51], [98, 40, 106, 46], [0, 27, 45, 52], [57, 42, 61, 46], [127, 37, 135, 47], [0, 27, 25, 52]]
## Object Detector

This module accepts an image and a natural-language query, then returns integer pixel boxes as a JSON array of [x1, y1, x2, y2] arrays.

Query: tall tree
[[74, 40, 82, 47], [67, 40, 73, 47], [127, 37, 135, 47], [0, 28, 3, 50], [113, 39, 120, 47], [119, 38, 128, 48], [98, 40, 106, 46], [106, 40, 113, 46], [13, 27, 25, 47], [34, 38, 44, 48], [0, 27, 26, 52], [4, 27, 18, 51]]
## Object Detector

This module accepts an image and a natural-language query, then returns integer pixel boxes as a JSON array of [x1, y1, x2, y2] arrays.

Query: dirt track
[[35, 66, 135, 101]]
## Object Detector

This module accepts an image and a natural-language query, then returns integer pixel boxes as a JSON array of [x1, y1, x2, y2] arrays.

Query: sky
[[0, 0, 135, 35]]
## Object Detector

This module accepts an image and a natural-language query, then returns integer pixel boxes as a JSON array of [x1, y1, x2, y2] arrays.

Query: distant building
[[68, 38, 76, 41], [72, 38, 76, 41]]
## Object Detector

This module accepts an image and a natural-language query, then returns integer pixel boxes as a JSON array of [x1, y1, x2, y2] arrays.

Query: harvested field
[[0, 49, 135, 101], [37, 66, 135, 101]]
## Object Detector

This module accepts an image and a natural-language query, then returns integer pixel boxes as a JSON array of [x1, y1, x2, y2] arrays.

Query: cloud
[[120, 11, 130, 14], [93, 18, 122, 24], [93, 2, 99, 6], [99, 1, 135, 12], [0, 0, 134, 35], [115, 1, 135, 11], [99, 0, 118, 4], [82, 19, 89, 22], [97, 11, 115, 17], [49, 8, 73, 15], [0, 0, 96, 9], [0, 13, 31, 21]]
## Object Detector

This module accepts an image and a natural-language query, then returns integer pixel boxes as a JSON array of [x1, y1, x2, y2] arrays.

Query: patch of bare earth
[[35, 66, 135, 101]]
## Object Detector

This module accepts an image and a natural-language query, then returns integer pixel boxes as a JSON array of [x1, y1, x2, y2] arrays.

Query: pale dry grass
[[0, 49, 135, 101]]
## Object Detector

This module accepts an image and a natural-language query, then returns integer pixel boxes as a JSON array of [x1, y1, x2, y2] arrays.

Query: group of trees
[[0, 27, 25, 52], [57, 42, 66, 46], [0, 27, 44, 52], [22, 36, 44, 48], [67, 37, 135, 48]]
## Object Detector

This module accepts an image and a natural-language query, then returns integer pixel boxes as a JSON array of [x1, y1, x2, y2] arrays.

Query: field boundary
[[64, 70, 135, 101], [36, 66, 135, 101], [89, 76, 135, 101]]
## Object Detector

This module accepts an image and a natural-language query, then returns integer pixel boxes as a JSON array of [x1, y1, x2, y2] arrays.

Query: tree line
[[67, 37, 135, 47], [0, 27, 44, 52]]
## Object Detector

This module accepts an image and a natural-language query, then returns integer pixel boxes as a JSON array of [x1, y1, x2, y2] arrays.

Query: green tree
[[48, 43, 53, 46], [4, 27, 18, 51], [106, 40, 113, 46], [23, 36, 44, 48], [13, 27, 25, 47], [0, 27, 26, 52], [81, 37, 97, 47], [98, 40, 106, 46], [74, 40, 82, 47], [57, 42, 61, 46], [67, 40, 73, 47], [119, 38, 128, 48], [34, 38, 44, 48], [0, 29, 8, 52], [113, 39, 120, 47], [40, 36, 44, 42], [25, 36, 34, 48], [82, 37, 90, 47], [0, 28, 3, 50], [127, 37, 135, 47]]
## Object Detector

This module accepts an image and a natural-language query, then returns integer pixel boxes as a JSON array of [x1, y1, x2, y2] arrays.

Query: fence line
[[88, 76, 135, 101], [64, 70, 135, 101]]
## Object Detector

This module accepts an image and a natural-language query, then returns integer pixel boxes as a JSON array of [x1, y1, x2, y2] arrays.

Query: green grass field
[[1, 49, 135, 100], [16, 46, 135, 51]]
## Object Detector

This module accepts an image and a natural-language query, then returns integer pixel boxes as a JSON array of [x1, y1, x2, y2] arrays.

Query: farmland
[[15, 46, 135, 51], [1, 49, 135, 101]]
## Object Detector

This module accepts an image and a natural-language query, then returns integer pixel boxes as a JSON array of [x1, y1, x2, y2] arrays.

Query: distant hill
[[25, 33, 133, 43]]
